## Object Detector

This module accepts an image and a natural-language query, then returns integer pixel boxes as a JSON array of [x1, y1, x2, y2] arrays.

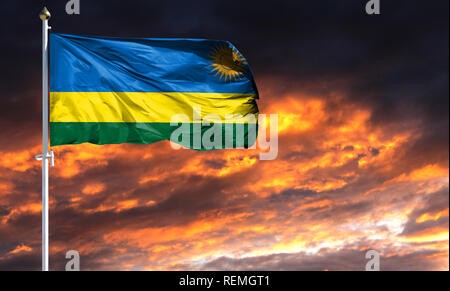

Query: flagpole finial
[[39, 7, 51, 21]]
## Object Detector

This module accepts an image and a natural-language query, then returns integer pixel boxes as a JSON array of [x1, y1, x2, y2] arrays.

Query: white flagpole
[[37, 7, 53, 272]]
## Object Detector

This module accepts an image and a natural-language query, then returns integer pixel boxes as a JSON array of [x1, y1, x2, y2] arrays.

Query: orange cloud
[[8, 244, 32, 255], [0, 89, 448, 271], [404, 227, 449, 243], [82, 183, 105, 195], [416, 208, 449, 224]]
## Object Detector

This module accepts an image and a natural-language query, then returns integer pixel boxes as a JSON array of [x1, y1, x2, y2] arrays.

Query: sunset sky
[[0, 0, 448, 270]]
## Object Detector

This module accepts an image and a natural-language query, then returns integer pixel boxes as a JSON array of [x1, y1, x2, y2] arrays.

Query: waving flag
[[50, 33, 259, 150]]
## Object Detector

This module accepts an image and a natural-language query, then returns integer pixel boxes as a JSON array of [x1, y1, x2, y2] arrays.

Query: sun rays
[[208, 43, 247, 82]]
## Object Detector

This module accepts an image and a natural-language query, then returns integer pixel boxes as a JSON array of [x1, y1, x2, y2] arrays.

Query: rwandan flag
[[50, 34, 259, 150]]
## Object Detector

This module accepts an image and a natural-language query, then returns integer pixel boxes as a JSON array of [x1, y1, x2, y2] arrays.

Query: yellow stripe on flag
[[50, 92, 258, 123]]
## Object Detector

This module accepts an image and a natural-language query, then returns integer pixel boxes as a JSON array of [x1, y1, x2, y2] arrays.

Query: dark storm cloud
[[401, 187, 449, 236], [43, 150, 261, 246], [1, 1, 448, 133], [191, 247, 445, 271], [0, 251, 41, 271]]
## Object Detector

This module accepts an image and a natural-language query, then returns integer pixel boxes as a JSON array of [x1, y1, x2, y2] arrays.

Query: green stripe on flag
[[50, 122, 258, 150]]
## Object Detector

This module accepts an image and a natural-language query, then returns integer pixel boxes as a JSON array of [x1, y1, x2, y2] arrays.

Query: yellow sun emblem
[[208, 43, 247, 82]]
